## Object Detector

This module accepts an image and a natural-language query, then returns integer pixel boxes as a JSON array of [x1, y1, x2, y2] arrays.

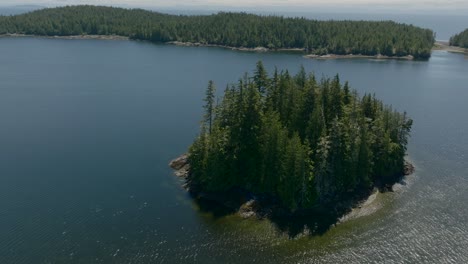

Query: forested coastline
[[450, 29, 468, 48], [178, 62, 413, 213], [0, 5, 435, 59]]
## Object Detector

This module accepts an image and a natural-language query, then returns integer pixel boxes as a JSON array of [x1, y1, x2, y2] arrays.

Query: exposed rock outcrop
[[169, 154, 190, 178]]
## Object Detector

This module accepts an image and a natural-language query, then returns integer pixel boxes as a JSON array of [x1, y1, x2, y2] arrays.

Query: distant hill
[[0, 5, 435, 59]]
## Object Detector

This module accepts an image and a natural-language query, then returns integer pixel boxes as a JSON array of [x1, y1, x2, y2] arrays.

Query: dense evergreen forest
[[0, 5, 435, 59], [450, 29, 468, 48], [188, 62, 412, 210]]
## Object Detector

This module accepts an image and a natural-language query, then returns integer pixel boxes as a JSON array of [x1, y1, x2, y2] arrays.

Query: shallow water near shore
[[0, 37, 468, 263]]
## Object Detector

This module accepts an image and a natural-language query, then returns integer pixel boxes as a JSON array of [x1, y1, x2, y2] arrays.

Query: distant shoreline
[[0, 33, 129, 41], [168, 41, 417, 60], [3, 34, 464, 60]]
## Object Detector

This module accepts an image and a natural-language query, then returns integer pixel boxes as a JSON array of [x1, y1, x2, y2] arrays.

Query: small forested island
[[450, 29, 468, 48], [0, 5, 435, 59], [170, 62, 414, 226]]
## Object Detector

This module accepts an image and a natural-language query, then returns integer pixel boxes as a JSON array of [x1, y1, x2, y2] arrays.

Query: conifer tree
[[204, 80, 216, 134]]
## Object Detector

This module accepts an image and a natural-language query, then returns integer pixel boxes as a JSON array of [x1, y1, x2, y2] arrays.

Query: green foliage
[[450, 29, 468, 48], [0, 5, 434, 59], [189, 62, 413, 210]]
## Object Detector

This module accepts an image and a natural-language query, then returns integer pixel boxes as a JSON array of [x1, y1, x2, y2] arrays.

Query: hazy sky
[[2, 0, 468, 14]]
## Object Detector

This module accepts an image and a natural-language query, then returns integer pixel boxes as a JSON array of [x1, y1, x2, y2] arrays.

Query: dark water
[[0, 37, 467, 263]]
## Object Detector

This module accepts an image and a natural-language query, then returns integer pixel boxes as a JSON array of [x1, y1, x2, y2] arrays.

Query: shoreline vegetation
[[0, 5, 435, 59], [449, 29, 468, 49], [169, 62, 414, 236]]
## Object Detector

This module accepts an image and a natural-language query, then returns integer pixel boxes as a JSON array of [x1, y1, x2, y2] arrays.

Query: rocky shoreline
[[169, 154, 415, 224], [167, 41, 419, 60], [433, 41, 468, 57], [304, 53, 415, 60], [167, 41, 305, 53]]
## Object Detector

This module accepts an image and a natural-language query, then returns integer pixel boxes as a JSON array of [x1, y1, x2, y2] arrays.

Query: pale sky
[[2, 0, 468, 14]]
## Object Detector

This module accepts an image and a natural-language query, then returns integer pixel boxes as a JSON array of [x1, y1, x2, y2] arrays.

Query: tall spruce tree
[[204, 80, 216, 134]]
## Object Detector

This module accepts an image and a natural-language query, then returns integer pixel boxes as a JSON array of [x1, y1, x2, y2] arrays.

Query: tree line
[[0, 5, 435, 59], [450, 29, 468, 48], [189, 62, 413, 210]]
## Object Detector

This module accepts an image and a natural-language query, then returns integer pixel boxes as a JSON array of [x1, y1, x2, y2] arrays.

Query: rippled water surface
[[0, 38, 467, 263]]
